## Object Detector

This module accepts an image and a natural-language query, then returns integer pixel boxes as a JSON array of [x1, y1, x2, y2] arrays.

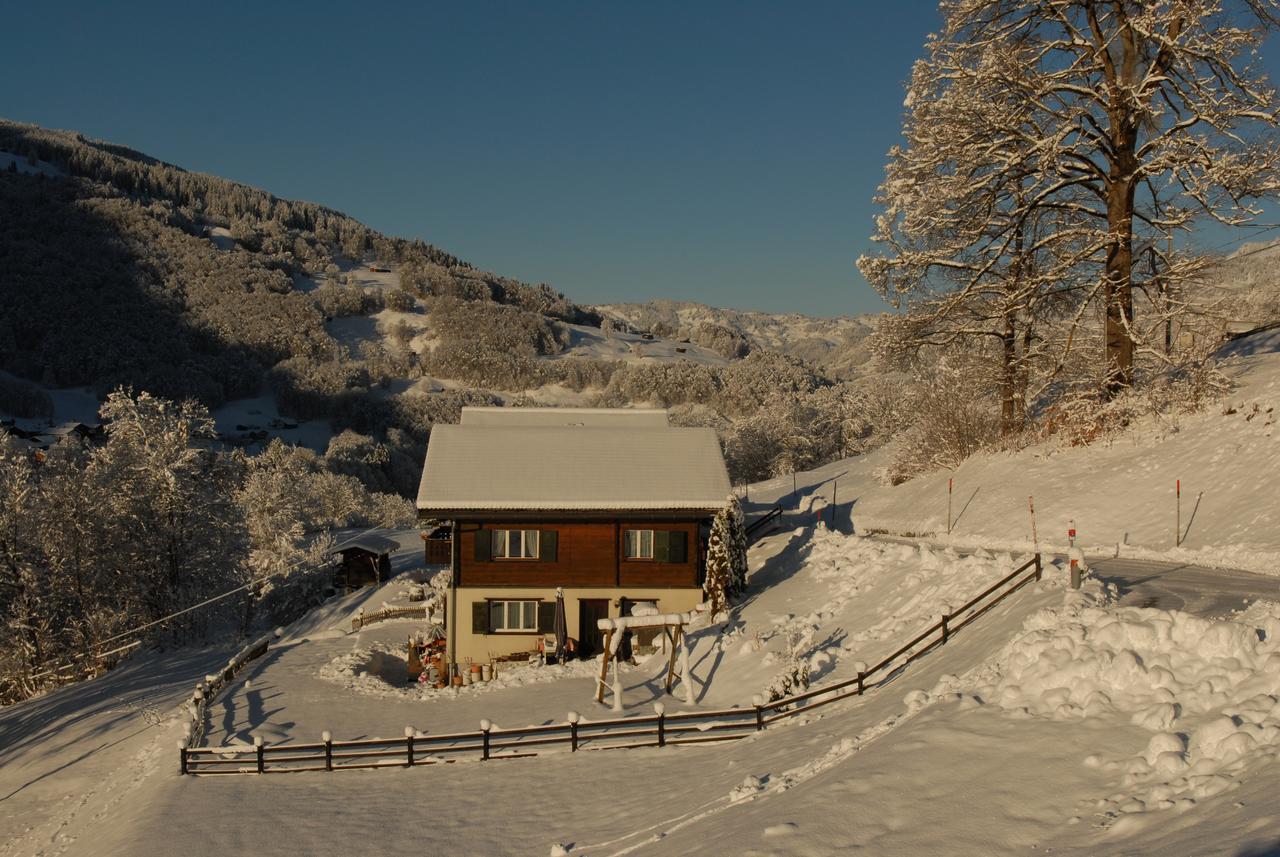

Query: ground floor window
[[624, 528, 655, 559], [489, 599, 538, 632]]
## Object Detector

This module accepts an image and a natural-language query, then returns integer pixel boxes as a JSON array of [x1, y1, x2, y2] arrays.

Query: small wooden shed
[[333, 535, 397, 589]]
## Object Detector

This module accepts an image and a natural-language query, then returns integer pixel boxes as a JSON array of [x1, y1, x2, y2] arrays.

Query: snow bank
[[975, 593, 1280, 816], [318, 643, 603, 700]]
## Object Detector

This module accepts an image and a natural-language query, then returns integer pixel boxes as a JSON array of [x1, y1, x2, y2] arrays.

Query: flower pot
[[452, 675, 463, 687], [470, 664, 482, 674], [481, 665, 492, 682]]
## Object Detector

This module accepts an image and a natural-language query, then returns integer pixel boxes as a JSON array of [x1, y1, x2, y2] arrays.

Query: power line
[[36, 523, 386, 679]]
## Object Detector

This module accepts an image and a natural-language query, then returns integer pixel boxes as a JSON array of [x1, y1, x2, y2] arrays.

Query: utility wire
[[37, 523, 387, 678]]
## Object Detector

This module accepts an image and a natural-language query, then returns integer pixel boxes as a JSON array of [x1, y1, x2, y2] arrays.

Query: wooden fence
[[183, 632, 274, 749], [182, 554, 1042, 776], [745, 504, 784, 542], [351, 604, 431, 632]]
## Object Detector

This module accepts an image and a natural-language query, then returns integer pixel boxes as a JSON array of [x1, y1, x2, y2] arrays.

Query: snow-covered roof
[[332, 534, 399, 555], [458, 407, 670, 429], [417, 409, 731, 513]]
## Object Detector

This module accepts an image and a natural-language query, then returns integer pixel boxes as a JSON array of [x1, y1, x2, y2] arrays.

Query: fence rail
[[745, 504, 784, 541], [182, 553, 1042, 777], [351, 604, 431, 632]]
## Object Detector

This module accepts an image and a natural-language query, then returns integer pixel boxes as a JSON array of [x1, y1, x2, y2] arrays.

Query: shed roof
[[416, 409, 730, 513], [332, 534, 399, 556]]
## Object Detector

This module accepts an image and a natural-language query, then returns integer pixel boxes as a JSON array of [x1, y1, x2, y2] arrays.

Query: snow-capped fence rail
[[181, 630, 277, 750], [180, 554, 1043, 776], [757, 553, 1043, 723], [351, 605, 430, 632]]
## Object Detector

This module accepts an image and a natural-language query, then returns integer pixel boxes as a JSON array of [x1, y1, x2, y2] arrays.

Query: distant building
[[415, 407, 730, 669]]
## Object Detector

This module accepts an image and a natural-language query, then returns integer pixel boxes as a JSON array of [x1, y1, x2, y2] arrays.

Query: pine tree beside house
[[727, 494, 748, 594], [704, 508, 732, 616]]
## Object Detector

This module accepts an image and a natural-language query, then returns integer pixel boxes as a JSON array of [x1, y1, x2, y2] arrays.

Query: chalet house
[[415, 407, 730, 670]]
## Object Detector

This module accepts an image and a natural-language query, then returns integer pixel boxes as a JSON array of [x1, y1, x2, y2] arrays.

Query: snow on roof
[[458, 407, 670, 429], [332, 534, 400, 555], [417, 410, 731, 513]]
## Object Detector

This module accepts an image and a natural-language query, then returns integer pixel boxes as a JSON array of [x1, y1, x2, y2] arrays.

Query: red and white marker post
[[1068, 521, 1081, 589]]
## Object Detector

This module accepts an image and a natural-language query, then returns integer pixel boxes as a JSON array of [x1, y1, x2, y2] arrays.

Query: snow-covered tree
[[90, 391, 249, 636], [704, 509, 732, 616], [862, 0, 1280, 399], [727, 494, 748, 594]]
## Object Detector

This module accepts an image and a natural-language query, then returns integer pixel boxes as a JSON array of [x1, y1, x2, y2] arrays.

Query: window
[[624, 526, 655, 560], [624, 529, 655, 559], [489, 600, 538, 632], [623, 530, 688, 563], [492, 529, 540, 559]]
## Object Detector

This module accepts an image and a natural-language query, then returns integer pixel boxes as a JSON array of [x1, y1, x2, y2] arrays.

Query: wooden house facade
[[415, 407, 730, 667]]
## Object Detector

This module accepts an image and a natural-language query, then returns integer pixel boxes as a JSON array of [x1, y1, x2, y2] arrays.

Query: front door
[[577, 599, 611, 659]]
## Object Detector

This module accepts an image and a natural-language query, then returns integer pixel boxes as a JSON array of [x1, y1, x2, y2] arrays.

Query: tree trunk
[[1000, 313, 1019, 435], [1104, 172, 1136, 395], [1099, 3, 1141, 397]]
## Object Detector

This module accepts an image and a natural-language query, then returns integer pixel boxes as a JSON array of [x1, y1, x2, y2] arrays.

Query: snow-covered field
[[770, 328, 1280, 575], [5, 333, 1280, 856], [9, 508, 1280, 855]]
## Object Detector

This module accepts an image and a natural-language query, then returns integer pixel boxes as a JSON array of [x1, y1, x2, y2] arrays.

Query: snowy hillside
[[6, 462, 1280, 856], [1213, 238, 1280, 332], [768, 328, 1280, 575], [597, 299, 878, 377]]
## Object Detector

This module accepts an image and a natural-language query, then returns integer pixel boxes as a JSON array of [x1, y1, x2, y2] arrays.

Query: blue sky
[[3, 2, 1277, 317]]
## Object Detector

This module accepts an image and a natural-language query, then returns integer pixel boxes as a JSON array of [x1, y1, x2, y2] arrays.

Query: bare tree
[[864, 0, 1280, 400]]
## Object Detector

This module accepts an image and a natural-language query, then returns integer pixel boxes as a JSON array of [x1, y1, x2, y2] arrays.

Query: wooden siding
[[458, 520, 700, 588], [618, 521, 699, 587]]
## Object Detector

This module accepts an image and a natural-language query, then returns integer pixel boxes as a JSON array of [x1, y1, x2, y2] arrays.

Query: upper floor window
[[624, 529, 655, 559], [492, 528, 539, 559]]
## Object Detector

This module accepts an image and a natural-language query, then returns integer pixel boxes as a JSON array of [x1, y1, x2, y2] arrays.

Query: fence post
[[752, 694, 765, 731], [178, 742, 188, 775], [856, 672, 865, 695], [568, 711, 580, 751], [323, 731, 332, 772], [941, 614, 949, 645], [655, 702, 666, 747], [480, 719, 491, 761], [254, 735, 264, 774], [405, 726, 416, 766], [1035, 553, 1042, 582]]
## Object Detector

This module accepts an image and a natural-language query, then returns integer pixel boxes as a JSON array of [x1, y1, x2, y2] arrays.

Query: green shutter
[[472, 601, 489, 634], [669, 531, 688, 563], [539, 530, 558, 562], [654, 530, 670, 562], [537, 601, 555, 633], [474, 529, 491, 562]]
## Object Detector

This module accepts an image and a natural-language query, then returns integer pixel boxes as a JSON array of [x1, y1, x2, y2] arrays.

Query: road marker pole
[[1176, 479, 1181, 547], [947, 478, 953, 535], [1028, 496, 1039, 553]]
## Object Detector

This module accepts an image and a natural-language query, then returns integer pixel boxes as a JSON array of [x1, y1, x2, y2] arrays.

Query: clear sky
[[3, 2, 1277, 318]]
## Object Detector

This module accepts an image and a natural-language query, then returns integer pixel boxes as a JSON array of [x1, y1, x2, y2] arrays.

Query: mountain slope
[[0, 119, 878, 494]]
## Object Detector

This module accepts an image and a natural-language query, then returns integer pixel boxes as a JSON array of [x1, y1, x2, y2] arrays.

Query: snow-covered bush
[[879, 365, 1001, 485], [763, 628, 812, 702]]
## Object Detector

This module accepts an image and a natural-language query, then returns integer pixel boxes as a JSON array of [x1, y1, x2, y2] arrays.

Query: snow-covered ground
[[210, 395, 334, 453], [7, 335, 1280, 856], [0, 150, 65, 178], [15, 518, 1280, 857], [551, 322, 730, 367], [766, 328, 1280, 575]]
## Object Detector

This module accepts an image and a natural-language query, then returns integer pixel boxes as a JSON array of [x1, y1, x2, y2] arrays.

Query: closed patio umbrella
[[554, 586, 568, 664]]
